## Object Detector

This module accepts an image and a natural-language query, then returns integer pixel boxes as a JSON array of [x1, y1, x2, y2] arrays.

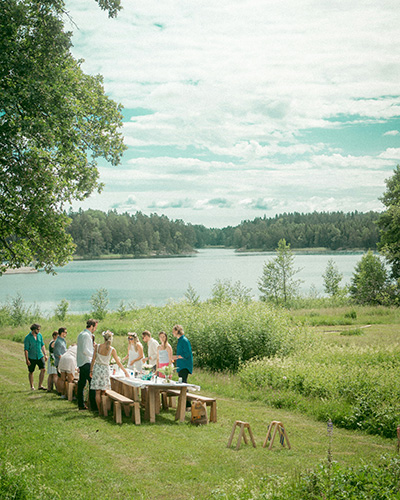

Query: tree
[[349, 251, 389, 305], [258, 238, 302, 304], [0, 0, 126, 274], [90, 288, 109, 320], [378, 165, 400, 280], [322, 259, 343, 296]]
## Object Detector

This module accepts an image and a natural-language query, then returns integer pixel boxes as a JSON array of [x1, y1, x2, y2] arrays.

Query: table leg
[[175, 387, 187, 422], [148, 387, 156, 423]]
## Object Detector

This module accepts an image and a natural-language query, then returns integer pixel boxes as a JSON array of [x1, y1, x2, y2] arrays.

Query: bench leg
[[114, 401, 122, 424], [102, 395, 110, 416], [67, 382, 75, 402], [168, 396, 176, 408], [209, 402, 217, 423]]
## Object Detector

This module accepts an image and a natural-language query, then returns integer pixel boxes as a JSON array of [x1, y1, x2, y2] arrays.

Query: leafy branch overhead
[[0, 0, 127, 273]]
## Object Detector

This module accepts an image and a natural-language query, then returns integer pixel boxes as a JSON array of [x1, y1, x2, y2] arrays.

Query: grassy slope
[[0, 338, 396, 500]]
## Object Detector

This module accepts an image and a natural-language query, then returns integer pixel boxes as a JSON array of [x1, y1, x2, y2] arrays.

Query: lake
[[0, 249, 364, 314]]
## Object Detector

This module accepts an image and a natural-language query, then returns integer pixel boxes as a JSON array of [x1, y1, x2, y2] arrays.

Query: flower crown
[[102, 330, 113, 342]]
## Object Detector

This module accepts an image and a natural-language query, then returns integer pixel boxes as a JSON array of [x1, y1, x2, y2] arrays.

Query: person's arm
[[41, 344, 48, 361], [53, 339, 61, 362], [112, 349, 129, 377], [122, 349, 129, 363], [89, 347, 97, 378], [24, 349, 30, 366], [40, 336, 47, 361], [167, 344, 173, 365]]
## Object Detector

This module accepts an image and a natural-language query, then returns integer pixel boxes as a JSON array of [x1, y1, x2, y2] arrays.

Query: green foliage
[[378, 165, 400, 280], [323, 258, 343, 296], [258, 239, 302, 304], [54, 298, 69, 321], [350, 251, 389, 305], [239, 338, 400, 438], [209, 456, 400, 500], [94, 0, 122, 18], [67, 209, 199, 257], [116, 300, 128, 319], [340, 328, 363, 336], [221, 211, 380, 251], [63, 209, 381, 259], [184, 283, 200, 306], [7, 293, 41, 327], [90, 288, 109, 320], [0, 0, 126, 274], [122, 301, 304, 372], [210, 279, 252, 305]]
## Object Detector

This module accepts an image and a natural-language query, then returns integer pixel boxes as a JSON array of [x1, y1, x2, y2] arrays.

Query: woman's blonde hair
[[102, 330, 113, 346], [128, 332, 139, 347]]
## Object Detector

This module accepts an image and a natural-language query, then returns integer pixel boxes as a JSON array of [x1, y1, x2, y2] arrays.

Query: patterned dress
[[90, 345, 113, 391]]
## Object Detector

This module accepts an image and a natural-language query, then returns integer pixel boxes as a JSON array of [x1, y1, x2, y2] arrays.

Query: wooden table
[[111, 375, 200, 423]]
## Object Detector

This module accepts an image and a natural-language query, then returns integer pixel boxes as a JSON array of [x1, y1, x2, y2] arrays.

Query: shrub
[[208, 456, 400, 499], [89, 288, 109, 320], [239, 343, 400, 437], [55, 298, 69, 321]]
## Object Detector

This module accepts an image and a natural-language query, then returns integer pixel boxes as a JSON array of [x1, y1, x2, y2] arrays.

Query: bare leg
[[95, 390, 102, 413], [28, 372, 34, 389], [38, 368, 45, 388]]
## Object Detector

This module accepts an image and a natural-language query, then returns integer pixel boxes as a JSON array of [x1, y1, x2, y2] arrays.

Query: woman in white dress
[[90, 331, 128, 412], [122, 332, 144, 372]]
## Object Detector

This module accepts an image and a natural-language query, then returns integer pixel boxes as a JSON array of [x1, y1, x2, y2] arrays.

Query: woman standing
[[122, 333, 144, 372], [157, 331, 173, 378], [47, 331, 58, 392], [90, 330, 128, 412]]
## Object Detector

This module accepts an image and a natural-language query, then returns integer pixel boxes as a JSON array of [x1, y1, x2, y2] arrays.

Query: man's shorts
[[28, 358, 45, 373]]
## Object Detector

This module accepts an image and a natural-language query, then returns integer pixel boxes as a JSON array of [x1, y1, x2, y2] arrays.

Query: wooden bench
[[102, 390, 141, 425], [166, 390, 217, 423], [66, 381, 77, 402]]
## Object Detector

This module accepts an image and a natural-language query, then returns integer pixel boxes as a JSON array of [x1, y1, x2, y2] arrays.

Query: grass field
[[1, 332, 398, 499]]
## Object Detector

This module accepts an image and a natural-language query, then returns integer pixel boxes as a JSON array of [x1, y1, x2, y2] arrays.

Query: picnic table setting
[[109, 364, 204, 424]]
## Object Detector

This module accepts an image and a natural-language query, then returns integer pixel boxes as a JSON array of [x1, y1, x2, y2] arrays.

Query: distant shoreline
[[4, 267, 38, 274]]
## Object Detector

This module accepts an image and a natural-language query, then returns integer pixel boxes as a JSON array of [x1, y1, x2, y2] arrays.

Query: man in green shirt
[[24, 323, 47, 390]]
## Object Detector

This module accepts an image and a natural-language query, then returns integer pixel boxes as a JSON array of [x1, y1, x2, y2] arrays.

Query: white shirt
[[148, 337, 159, 366], [76, 329, 94, 367], [59, 345, 77, 374]]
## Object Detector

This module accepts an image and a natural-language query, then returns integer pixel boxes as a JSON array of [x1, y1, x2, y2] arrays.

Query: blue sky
[[66, 0, 400, 228]]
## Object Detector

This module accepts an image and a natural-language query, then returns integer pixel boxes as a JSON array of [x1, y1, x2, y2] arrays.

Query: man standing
[[172, 324, 193, 383], [76, 319, 98, 410], [142, 330, 159, 371], [53, 327, 67, 371], [24, 323, 47, 390]]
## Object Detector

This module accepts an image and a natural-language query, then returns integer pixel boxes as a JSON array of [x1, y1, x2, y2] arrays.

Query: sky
[[66, 0, 400, 228]]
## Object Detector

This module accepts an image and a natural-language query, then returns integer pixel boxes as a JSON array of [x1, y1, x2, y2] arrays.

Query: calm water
[[0, 249, 363, 314]]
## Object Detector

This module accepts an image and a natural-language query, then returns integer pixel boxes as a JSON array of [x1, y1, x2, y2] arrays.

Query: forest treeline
[[66, 209, 380, 257]]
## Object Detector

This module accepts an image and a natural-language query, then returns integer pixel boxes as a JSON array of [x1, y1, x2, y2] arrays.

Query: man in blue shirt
[[24, 323, 47, 390], [172, 324, 193, 410]]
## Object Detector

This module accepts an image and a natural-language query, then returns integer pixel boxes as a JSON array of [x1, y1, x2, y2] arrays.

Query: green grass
[[0, 339, 397, 500]]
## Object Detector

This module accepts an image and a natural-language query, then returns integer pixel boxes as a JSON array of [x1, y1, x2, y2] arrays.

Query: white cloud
[[65, 0, 400, 226], [378, 148, 400, 160]]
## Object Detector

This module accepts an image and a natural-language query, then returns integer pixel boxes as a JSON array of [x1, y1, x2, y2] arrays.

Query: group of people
[[23, 320, 193, 412]]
